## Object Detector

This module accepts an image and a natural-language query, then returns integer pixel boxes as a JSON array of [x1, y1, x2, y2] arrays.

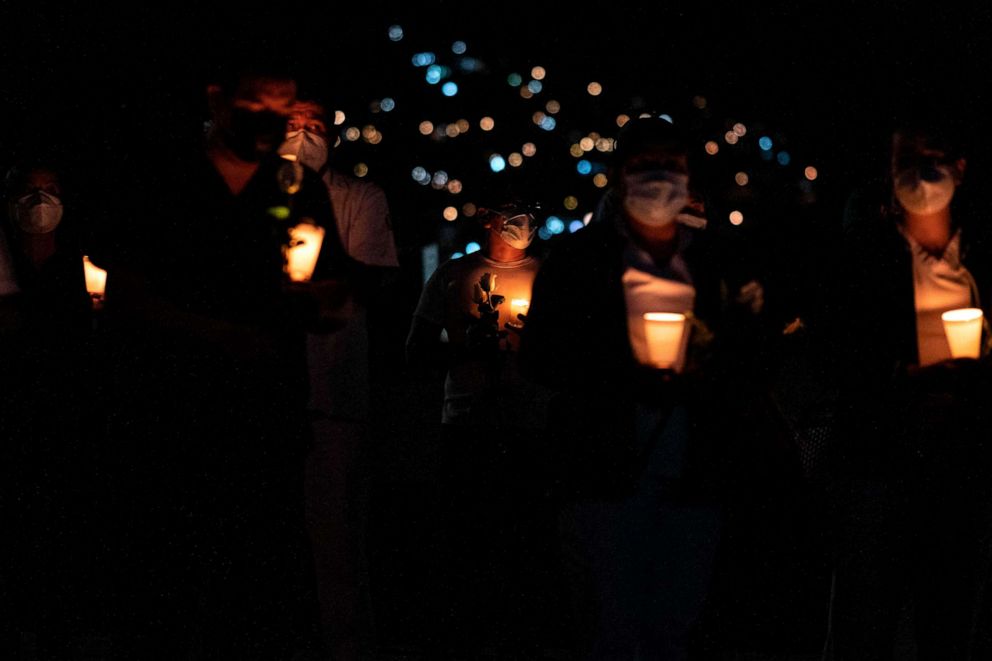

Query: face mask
[[894, 164, 956, 215], [13, 191, 63, 234], [498, 213, 536, 249], [622, 170, 689, 228], [225, 107, 287, 161], [278, 129, 329, 173]]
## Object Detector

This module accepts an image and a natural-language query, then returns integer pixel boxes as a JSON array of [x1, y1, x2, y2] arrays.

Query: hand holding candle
[[284, 222, 325, 283], [942, 307, 984, 359]]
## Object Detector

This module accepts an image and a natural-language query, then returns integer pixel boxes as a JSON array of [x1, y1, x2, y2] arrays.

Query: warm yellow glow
[[462, 202, 477, 217], [367, 130, 383, 145], [704, 141, 719, 155], [419, 121, 434, 135], [729, 211, 744, 225], [733, 122, 747, 136], [511, 298, 530, 318], [643, 312, 687, 369], [546, 99, 560, 114], [564, 196, 578, 210], [284, 223, 325, 283], [508, 153, 523, 167], [570, 143, 584, 158], [447, 179, 463, 194], [522, 142, 537, 157], [456, 118, 470, 133], [587, 81, 602, 96], [942, 308, 984, 358], [804, 166, 818, 181], [353, 163, 368, 177], [445, 124, 460, 138], [724, 131, 739, 145], [735, 172, 749, 186], [531, 66, 546, 80], [593, 173, 608, 188], [334, 110, 346, 126], [616, 114, 630, 127], [82, 256, 107, 303], [443, 206, 458, 221], [345, 127, 360, 141], [480, 116, 495, 131], [579, 137, 595, 152]]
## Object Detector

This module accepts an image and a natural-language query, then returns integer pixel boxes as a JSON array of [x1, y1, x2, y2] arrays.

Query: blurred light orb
[[587, 82, 603, 96], [508, 153, 524, 167], [334, 110, 346, 125], [777, 151, 791, 166], [443, 206, 458, 221], [564, 196, 579, 210], [729, 210, 744, 226], [447, 179, 463, 194], [381, 97, 396, 112], [735, 172, 749, 186], [465, 241, 481, 254], [353, 163, 368, 177], [577, 160, 592, 175], [388, 25, 404, 41], [522, 142, 537, 157], [452, 40, 467, 54], [804, 166, 818, 181], [593, 173, 609, 188], [462, 202, 477, 217], [345, 127, 360, 141], [480, 116, 495, 131], [419, 121, 434, 135], [759, 136, 773, 151], [507, 73, 523, 87], [733, 122, 746, 136], [724, 131, 739, 145], [527, 80, 543, 94], [616, 114, 630, 127], [489, 154, 507, 172], [531, 66, 546, 80], [546, 100, 560, 114], [442, 82, 458, 97]]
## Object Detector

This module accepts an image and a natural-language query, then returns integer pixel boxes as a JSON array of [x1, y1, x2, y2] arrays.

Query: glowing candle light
[[83, 255, 107, 308], [511, 298, 530, 319], [284, 223, 325, 282], [643, 312, 687, 369], [942, 308, 984, 359]]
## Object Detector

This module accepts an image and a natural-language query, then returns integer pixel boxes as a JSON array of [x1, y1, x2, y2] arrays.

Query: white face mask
[[498, 213, 536, 250], [278, 129, 329, 173], [13, 191, 63, 234], [894, 164, 956, 216], [622, 170, 689, 228]]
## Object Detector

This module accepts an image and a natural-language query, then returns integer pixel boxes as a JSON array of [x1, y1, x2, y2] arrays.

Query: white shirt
[[903, 228, 977, 366]]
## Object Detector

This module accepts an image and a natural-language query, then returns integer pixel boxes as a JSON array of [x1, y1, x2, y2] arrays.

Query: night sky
[[4, 1, 992, 255]]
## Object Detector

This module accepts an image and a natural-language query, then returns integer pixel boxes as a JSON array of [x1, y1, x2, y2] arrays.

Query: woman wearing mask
[[521, 117, 768, 660], [828, 120, 992, 659]]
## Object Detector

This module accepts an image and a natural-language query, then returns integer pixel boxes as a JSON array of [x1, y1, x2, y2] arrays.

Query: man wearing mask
[[277, 101, 399, 660], [521, 117, 768, 660], [407, 197, 553, 657], [100, 63, 352, 659]]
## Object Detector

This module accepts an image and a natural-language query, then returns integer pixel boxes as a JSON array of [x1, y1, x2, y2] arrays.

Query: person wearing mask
[[827, 118, 992, 659], [407, 195, 553, 658], [99, 62, 353, 659], [520, 117, 768, 660], [277, 100, 399, 660]]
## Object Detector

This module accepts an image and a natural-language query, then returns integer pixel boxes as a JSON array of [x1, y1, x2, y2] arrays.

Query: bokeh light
[[507, 73, 522, 87], [522, 142, 537, 157], [577, 160, 592, 175], [353, 163, 368, 177], [531, 66, 546, 80], [508, 153, 523, 167], [419, 121, 434, 136], [587, 82, 602, 96], [759, 136, 773, 151], [724, 131, 739, 145], [616, 114, 630, 127], [704, 141, 719, 155], [527, 80, 543, 94], [569, 143, 584, 158], [334, 110, 345, 126], [580, 137, 595, 152], [593, 173, 609, 188], [452, 40, 467, 54], [480, 116, 495, 131], [456, 119, 470, 133], [388, 25, 404, 42], [735, 172, 749, 186], [462, 202, 477, 217], [442, 82, 458, 97], [733, 122, 747, 136], [777, 151, 791, 166], [564, 196, 578, 210], [381, 97, 395, 112], [729, 210, 744, 226], [546, 100, 560, 114], [465, 241, 481, 254], [443, 206, 458, 221], [447, 179, 463, 194], [489, 154, 506, 172], [804, 166, 818, 181], [345, 127, 360, 141]]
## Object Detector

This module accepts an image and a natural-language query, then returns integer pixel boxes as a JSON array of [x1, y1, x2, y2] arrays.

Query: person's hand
[[504, 312, 527, 333]]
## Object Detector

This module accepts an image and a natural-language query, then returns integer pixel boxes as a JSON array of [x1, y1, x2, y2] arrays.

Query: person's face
[[891, 133, 965, 216], [212, 76, 298, 160], [286, 101, 328, 138], [619, 147, 691, 232], [21, 169, 61, 199]]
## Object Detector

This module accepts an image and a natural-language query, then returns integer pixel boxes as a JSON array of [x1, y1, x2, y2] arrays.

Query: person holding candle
[[277, 99, 401, 660], [828, 116, 992, 658], [406, 192, 554, 657], [95, 61, 355, 658], [520, 116, 769, 660]]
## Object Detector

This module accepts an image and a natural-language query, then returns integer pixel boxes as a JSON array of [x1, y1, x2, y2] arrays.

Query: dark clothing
[[828, 203, 992, 659], [101, 151, 350, 659]]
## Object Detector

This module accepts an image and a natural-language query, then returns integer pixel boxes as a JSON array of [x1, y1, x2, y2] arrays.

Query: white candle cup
[[942, 307, 984, 359], [643, 312, 687, 369], [510, 298, 530, 319], [284, 223, 325, 283], [82, 255, 107, 307]]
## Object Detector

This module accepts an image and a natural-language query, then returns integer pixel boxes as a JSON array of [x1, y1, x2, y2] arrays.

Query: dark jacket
[[521, 219, 774, 501]]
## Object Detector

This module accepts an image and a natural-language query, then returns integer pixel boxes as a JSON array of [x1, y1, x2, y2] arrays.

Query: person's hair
[[3, 158, 61, 201], [612, 117, 690, 170], [207, 54, 299, 98]]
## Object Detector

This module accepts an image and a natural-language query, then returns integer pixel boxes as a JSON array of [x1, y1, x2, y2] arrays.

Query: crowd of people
[[2, 60, 991, 661]]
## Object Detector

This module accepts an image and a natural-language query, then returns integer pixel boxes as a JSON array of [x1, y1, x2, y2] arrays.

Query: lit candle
[[942, 307, 984, 359], [284, 223, 325, 283], [82, 255, 107, 308], [643, 312, 687, 370], [510, 298, 530, 319]]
